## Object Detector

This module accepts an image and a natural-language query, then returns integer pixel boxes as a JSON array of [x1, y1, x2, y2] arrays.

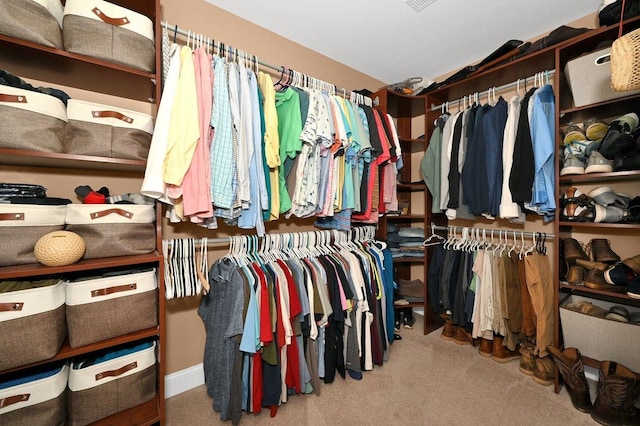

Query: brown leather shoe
[[479, 337, 492, 357], [441, 319, 455, 341], [453, 325, 473, 346], [491, 335, 520, 363], [575, 258, 610, 271], [547, 346, 593, 413], [584, 268, 626, 293], [519, 342, 535, 376], [533, 356, 555, 386], [563, 237, 589, 266], [589, 238, 620, 264], [565, 265, 585, 285]]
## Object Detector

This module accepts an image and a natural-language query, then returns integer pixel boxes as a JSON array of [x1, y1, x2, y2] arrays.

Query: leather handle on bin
[[0, 94, 27, 103], [91, 283, 137, 297], [0, 394, 30, 408], [0, 212, 24, 221], [0, 302, 24, 312], [91, 7, 130, 26], [92, 110, 134, 124], [89, 208, 133, 220], [95, 362, 137, 381]]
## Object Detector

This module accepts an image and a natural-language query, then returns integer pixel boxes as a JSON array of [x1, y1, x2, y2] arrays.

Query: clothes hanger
[[423, 223, 446, 247]]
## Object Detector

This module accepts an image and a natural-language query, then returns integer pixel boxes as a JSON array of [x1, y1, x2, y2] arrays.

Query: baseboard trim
[[164, 363, 204, 399]]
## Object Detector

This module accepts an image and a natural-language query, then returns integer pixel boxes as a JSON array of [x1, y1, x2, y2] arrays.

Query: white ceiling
[[205, 0, 604, 85]]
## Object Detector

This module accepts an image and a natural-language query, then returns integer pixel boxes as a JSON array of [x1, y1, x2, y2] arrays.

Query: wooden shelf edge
[[0, 148, 147, 171], [559, 283, 639, 303], [559, 169, 640, 183], [558, 221, 640, 229], [391, 256, 425, 263], [0, 252, 163, 280]]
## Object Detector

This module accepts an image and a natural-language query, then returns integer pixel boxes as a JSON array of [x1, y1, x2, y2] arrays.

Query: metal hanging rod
[[430, 224, 555, 239], [161, 21, 372, 104], [430, 69, 556, 112]]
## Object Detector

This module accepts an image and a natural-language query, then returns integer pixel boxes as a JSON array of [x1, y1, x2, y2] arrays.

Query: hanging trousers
[[524, 253, 554, 358]]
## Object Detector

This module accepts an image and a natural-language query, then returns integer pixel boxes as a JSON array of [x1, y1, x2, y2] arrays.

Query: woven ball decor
[[34, 231, 86, 267]]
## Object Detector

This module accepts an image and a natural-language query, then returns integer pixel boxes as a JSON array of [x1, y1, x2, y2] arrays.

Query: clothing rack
[[429, 224, 555, 239], [161, 21, 372, 105], [430, 69, 556, 112]]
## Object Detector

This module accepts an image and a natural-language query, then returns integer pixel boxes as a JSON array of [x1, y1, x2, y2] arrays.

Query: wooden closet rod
[[161, 21, 371, 104], [430, 69, 556, 111]]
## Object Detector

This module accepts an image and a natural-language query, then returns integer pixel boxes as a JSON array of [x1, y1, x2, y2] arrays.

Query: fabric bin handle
[[0, 94, 27, 103], [95, 361, 137, 381], [91, 7, 130, 26], [0, 302, 24, 312], [89, 208, 133, 220], [0, 393, 30, 408], [0, 213, 24, 222], [91, 283, 137, 297], [92, 110, 134, 124]]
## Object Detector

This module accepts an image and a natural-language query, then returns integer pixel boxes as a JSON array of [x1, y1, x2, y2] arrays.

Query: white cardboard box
[[560, 294, 640, 372]]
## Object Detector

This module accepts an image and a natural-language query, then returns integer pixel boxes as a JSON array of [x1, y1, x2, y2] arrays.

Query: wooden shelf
[[391, 256, 425, 264], [0, 148, 148, 171], [397, 183, 426, 192], [559, 170, 640, 183], [385, 214, 425, 220], [558, 221, 640, 229], [0, 252, 163, 280], [559, 283, 640, 304], [0, 34, 157, 103]]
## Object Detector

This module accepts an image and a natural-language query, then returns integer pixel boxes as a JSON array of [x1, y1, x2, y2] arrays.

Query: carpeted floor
[[165, 315, 599, 425]]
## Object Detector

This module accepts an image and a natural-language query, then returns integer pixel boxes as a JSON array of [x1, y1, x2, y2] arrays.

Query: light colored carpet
[[166, 316, 598, 425]]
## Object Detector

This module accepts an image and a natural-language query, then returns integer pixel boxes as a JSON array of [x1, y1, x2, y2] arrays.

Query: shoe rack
[[555, 15, 640, 392]]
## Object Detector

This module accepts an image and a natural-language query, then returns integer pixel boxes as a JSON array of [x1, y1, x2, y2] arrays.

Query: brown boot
[[440, 319, 455, 341], [547, 346, 593, 413], [563, 238, 589, 266], [584, 269, 625, 292], [575, 258, 610, 271], [565, 265, 585, 285], [453, 325, 472, 346], [478, 337, 492, 358], [591, 361, 640, 426], [589, 239, 621, 264], [491, 335, 520, 363], [519, 342, 535, 376], [533, 355, 555, 386]]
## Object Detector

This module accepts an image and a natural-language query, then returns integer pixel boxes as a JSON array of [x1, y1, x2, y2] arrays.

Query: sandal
[[560, 187, 597, 222]]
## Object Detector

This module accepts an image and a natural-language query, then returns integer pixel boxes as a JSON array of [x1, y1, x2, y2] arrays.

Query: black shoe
[[403, 314, 415, 330], [599, 113, 639, 159], [604, 263, 639, 286]]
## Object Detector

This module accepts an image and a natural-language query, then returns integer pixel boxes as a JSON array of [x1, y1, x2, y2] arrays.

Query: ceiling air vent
[[404, 0, 439, 12]]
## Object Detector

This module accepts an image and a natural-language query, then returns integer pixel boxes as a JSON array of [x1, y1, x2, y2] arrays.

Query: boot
[[591, 361, 640, 426], [533, 355, 555, 386], [441, 319, 455, 341], [478, 337, 492, 358], [491, 335, 520, 363], [563, 238, 589, 266], [589, 239, 621, 264], [519, 342, 535, 376], [547, 346, 593, 413], [622, 253, 640, 275], [453, 325, 474, 346]]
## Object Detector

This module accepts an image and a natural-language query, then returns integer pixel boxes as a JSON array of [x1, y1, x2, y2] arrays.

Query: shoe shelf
[[558, 222, 640, 229], [559, 170, 640, 184], [391, 256, 425, 264], [559, 283, 640, 305], [397, 182, 427, 191]]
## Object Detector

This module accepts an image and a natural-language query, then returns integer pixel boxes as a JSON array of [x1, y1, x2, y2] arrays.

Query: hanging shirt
[[530, 84, 556, 221], [210, 56, 236, 210]]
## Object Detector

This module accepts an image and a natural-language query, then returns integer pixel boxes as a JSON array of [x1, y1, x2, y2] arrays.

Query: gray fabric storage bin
[[0, 86, 67, 153], [65, 269, 158, 348], [0, 0, 64, 49], [67, 341, 157, 426], [0, 364, 68, 426], [62, 0, 155, 72], [64, 204, 156, 259], [0, 279, 66, 371], [0, 204, 67, 267], [64, 99, 153, 160]]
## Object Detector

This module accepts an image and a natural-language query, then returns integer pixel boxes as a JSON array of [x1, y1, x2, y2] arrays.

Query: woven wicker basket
[[611, 28, 640, 91], [34, 230, 85, 266]]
